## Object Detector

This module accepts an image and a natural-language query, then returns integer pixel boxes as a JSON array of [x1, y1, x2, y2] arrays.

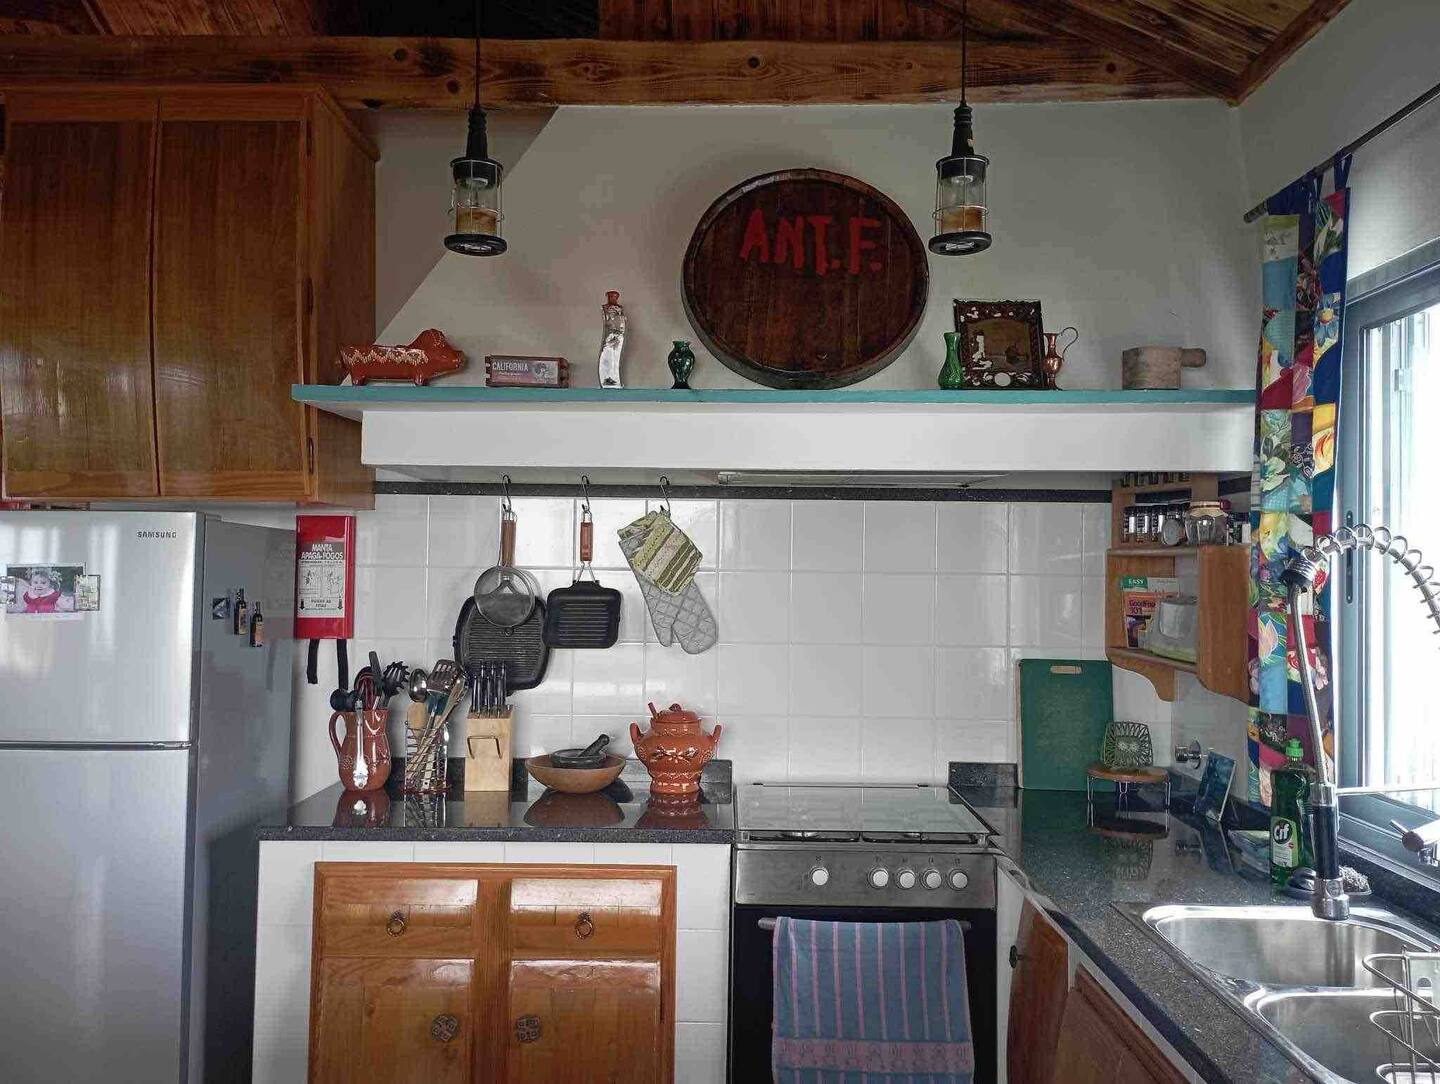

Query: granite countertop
[[962, 784, 1333, 1084], [259, 760, 733, 844]]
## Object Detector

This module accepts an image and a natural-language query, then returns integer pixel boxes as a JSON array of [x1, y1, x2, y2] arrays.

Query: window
[[1338, 257, 1440, 847]]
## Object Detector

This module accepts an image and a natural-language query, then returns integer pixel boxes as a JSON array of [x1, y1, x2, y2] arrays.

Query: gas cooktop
[[736, 782, 998, 845]]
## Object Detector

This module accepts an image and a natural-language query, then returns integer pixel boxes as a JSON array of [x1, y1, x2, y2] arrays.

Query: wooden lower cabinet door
[[1059, 970, 1188, 1084], [505, 958, 664, 1084], [1007, 901, 1070, 1084], [310, 957, 472, 1084]]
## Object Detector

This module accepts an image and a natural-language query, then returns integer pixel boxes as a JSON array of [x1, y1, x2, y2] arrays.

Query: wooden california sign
[[681, 169, 928, 389]]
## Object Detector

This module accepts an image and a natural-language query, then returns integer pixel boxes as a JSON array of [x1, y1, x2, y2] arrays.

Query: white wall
[[374, 100, 1258, 391], [1238, 0, 1440, 278], [366, 109, 555, 329]]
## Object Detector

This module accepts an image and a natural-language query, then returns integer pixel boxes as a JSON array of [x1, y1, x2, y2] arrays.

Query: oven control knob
[[809, 866, 830, 887], [895, 867, 917, 890], [922, 868, 943, 890], [948, 869, 970, 891], [868, 867, 891, 889]]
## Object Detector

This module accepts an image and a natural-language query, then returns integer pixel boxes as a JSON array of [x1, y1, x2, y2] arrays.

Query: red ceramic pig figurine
[[340, 329, 466, 386]]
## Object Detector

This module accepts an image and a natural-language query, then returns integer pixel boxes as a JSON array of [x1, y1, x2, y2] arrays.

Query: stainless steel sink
[[1141, 904, 1431, 987], [1113, 901, 1440, 1083], [1247, 989, 1401, 1084]]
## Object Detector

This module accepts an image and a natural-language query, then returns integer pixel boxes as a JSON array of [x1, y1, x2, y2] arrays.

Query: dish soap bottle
[[1270, 738, 1312, 888]]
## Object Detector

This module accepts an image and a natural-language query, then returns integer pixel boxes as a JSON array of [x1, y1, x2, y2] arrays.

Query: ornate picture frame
[[952, 299, 1046, 389]]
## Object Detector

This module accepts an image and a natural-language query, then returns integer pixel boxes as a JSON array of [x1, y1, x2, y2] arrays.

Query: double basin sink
[[1115, 902, 1440, 1082]]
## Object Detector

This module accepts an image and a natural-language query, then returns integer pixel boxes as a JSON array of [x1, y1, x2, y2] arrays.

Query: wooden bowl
[[526, 753, 626, 795]]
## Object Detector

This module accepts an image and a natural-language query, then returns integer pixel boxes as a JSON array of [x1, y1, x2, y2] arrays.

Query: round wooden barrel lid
[[682, 169, 929, 389]]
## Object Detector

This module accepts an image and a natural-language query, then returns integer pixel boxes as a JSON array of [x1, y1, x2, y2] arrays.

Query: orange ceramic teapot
[[629, 702, 722, 795]]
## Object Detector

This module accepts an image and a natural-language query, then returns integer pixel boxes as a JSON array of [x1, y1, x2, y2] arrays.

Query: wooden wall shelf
[[1104, 543, 1249, 704]]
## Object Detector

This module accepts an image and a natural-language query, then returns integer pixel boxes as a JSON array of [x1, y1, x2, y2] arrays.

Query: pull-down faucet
[[1282, 524, 1440, 921]]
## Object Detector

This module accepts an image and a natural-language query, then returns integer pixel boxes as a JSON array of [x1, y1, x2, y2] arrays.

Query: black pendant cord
[[473, 0, 482, 111], [960, 0, 967, 108], [1242, 76, 1440, 222]]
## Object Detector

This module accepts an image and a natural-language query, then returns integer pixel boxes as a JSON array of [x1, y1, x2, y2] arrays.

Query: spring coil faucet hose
[[1282, 524, 1440, 920]]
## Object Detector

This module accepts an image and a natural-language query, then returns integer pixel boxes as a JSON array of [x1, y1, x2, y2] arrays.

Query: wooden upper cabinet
[[0, 94, 160, 498], [1007, 901, 1070, 1084], [153, 103, 307, 499], [311, 956, 473, 1084], [0, 86, 375, 505]]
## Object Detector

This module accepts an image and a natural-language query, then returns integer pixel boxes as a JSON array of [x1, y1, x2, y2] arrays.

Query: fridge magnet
[[951, 299, 1045, 389], [4, 564, 86, 615], [74, 575, 101, 612]]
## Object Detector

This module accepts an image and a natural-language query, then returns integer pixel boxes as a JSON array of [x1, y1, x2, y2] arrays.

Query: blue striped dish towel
[[772, 918, 975, 1083]]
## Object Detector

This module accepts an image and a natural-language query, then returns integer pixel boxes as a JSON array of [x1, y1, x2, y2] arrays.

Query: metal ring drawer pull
[[574, 911, 595, 940], [386, 910, 407, 937]]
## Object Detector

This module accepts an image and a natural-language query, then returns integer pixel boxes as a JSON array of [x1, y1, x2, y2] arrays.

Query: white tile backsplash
[[790, 573, 863, 644], [863, 574, 937, 645], [863, 501, 937, 572], [1008, 504, 1085, 574], [792, 500, 865, 571], [321, 495, 1193, 793], [937, 502, 1008, 573], [720, 500, 792, 570]]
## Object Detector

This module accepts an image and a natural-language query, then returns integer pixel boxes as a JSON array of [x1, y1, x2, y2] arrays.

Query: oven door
[[729, 903, 998, 1084]]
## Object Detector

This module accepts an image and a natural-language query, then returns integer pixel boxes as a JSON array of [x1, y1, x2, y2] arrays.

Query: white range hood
[[294, 386, 1254, 481]]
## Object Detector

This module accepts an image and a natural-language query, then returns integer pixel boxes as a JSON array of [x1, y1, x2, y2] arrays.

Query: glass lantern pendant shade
[[445, 105, 507, 257], [930, 102, 991, 256]]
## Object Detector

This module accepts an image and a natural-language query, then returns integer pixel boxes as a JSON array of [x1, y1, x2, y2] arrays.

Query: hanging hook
[[500, 474, 513, 514], [658, 475, 672, 517], [579, 474, 592, 517]]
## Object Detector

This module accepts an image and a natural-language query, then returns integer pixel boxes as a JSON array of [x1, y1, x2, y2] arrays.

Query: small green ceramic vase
[[938, 330, 966, 390], [667, 340, 696, 390]]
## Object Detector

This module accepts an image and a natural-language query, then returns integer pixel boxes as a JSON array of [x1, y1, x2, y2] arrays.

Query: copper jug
[[629, 702, 722, 795], [1041, 327, 1079, 389], [328, 709, 392, 793]]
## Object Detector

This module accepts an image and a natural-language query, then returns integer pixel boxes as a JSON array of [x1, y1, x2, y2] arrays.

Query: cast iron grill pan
[[543, 580, 621, 648], [454, 596, 550, 692]]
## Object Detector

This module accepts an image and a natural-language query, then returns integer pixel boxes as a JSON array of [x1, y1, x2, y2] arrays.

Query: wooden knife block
[[464, 710, 513, 792]]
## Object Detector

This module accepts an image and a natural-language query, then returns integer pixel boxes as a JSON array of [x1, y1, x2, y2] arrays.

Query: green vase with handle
[[938, 330, 966, 390], [667, 340, 696, 390]]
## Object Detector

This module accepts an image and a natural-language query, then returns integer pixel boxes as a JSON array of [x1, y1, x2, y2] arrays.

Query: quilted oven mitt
[[618, 512, 718, 654]]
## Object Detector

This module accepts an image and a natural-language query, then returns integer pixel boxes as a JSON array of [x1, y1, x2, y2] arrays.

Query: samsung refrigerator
[[0, 512, 294, 1083]]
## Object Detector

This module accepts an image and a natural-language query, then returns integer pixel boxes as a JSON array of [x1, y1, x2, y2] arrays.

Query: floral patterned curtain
[[1247, 159, 1352, 805]]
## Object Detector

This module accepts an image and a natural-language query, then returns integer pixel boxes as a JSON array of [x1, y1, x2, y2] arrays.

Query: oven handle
[[757, 916, 972, 932]]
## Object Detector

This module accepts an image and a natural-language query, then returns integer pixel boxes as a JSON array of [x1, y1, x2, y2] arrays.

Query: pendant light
[[445, 0, 507, 257], [930, 0, 991, 256]]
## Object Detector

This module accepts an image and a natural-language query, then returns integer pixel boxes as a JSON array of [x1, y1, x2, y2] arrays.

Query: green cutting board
[[1019, 659, 1114, 791]]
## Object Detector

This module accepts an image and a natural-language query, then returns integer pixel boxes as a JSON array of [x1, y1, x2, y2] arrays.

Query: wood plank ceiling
[[0, 0, 1352, 105]]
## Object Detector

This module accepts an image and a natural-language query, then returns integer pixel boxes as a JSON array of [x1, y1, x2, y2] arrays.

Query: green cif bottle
[[1270, 738, 1312, 889]]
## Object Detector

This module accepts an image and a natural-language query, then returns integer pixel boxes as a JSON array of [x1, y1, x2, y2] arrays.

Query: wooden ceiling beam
[[0, 34, 1198, 107], [1231, 0, 1351, 104], [919, 0, 1239, 99]]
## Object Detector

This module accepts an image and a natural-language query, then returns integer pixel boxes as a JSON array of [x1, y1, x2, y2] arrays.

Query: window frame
[[1336, 257, 1440, 865]]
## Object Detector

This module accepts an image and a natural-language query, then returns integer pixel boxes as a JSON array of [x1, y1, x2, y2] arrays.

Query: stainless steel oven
[[729, 784, 1001, 1083]]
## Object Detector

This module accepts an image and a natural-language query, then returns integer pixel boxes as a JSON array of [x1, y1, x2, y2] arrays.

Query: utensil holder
[[402, 711, 448, 795]]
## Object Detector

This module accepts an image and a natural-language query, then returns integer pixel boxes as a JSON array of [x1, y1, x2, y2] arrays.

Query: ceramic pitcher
[[629, 702, 722, 795], [328, 709, 392, 793]]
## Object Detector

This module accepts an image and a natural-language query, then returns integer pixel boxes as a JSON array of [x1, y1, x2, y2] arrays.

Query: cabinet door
[[310, 957, 472, 1084], [505, 958, 663, 1084], [0, 94, 159, 498], [152, 99, 309, 499], [1058, 970, 1188, 1084], [1007, 901, 1069, 1084]]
